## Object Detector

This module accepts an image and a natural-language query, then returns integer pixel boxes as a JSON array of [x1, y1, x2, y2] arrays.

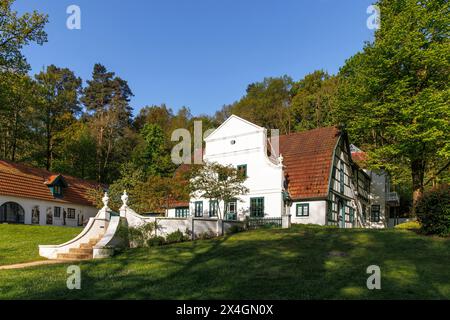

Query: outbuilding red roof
[[279, 126, 341, 200], [0, 160, 104, 207]]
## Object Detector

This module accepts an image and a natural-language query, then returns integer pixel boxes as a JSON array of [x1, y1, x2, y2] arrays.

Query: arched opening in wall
[[0, 202, 25, 224]]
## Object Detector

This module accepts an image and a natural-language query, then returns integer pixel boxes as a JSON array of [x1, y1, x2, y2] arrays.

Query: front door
[[338, 200, 346, 228]]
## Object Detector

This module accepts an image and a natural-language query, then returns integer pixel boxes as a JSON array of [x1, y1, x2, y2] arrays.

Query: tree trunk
[[411, 158, 425, 216]]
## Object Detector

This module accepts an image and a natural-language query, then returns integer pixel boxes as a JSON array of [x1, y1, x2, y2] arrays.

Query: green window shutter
[[209, 200, 218, 217], [194, 201, 203, 217]]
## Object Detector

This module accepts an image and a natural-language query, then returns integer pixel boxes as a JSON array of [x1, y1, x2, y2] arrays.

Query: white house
[[0, 160, 102, 227], [167, 115, 399, 228]]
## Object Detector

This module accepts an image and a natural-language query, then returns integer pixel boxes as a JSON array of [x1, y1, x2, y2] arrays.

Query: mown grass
[[0, 224, 448, 299], [0, 224, 81, 266]]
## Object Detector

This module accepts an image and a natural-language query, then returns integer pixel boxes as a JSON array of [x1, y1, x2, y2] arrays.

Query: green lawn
[[0, 224, 449, 299], [0, 224, 81, 266]]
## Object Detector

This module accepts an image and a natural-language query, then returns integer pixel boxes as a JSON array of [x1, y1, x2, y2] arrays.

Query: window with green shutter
[[371, 205, 380, 222], [296, 203, 309, 217], [175, 207, 189, 218], [349, 207, 355, 224], [237, 164, 247, 178], [250, 197, 264, 217], [209, 200, 218, 217], [194, 201, 203, 217]]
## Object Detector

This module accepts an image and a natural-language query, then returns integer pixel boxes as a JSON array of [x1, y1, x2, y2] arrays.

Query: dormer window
[[45, 174, 68, 198]]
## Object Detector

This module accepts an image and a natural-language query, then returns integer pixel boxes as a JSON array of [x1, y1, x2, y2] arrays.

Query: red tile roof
[[0, 160, 104, 207], [279, 126, 341, 200]]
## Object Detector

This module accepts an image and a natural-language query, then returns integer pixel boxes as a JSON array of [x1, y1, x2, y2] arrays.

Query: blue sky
[[14, 0, 375, 116]]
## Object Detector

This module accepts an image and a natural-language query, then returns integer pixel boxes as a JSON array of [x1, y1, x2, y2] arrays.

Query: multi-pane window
[[296, 203, 309, 217], [53, 185, 62, 196], [54, 206, 61, 218], [237, 164, 247, 178], [349, 207, 355, 224], [227, 200, 237, 214], [340, 161, 345, 193], [371, 205, 380, 222], [175, 207, 189, 218], [67, 208, 76, 219], [209, 200, 218, 217], [250, 197, 264, 217], [194, 201, 203, 217]]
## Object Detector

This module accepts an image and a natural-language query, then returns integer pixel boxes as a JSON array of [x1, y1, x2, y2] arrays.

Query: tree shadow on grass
[[1, 226, 449, 299]]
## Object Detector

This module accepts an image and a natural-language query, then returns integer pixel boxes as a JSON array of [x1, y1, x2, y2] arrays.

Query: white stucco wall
[[0, 194, 98, 227], [190, 115, 285, 218], [290, 200, 327, 225]]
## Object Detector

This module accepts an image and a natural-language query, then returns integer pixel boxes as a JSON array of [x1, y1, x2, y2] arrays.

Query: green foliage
[[336, 0, 450, 208], [0, 72, 37, 161], [223, 76, 293, 134], [132, 123, 175, 177], [226, 224, 244, 235], [196, 231, 217, 240], [52, 122, 97, 180], [190, 162, 249, 219], [81, 63, 134, 183], [127, 223, 157, 248], [290, 70, 339, 131], [34, 65, 82, 170], [147, 236, 166, 247], [0, 0, 48, 71], [416, 184, 450, 236], [394, 220, 421, 230], [165, 229, 189, 244]]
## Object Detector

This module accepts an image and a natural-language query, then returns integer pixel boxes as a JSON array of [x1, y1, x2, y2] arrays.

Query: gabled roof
[[204, 114, 264, 142], [0, 160, 105, 207], [279, 126, 341, 200]]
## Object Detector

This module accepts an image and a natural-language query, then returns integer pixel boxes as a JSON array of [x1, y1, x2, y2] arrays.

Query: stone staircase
[[56, 234, 104, 260]]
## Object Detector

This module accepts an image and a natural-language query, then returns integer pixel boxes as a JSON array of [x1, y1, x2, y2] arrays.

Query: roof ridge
[[278, 126, 339, 139]]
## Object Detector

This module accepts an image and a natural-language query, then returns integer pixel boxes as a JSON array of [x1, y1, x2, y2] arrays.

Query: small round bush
[[416, 184, 450, 237], [226, 224, 244, 235], [166, 229, 188, 243], [147, 236, 166, 247]]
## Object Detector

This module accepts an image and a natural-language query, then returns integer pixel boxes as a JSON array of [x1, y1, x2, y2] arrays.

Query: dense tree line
[[0, 0, 448, 213]]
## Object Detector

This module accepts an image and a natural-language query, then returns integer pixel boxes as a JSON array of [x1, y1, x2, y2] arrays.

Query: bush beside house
[[416, 184, 450, 237]]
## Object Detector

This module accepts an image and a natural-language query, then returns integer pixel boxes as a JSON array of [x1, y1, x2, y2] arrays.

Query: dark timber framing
[[326, 132, 371, 227]]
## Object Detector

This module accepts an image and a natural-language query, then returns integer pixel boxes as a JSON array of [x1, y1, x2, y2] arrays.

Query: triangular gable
[[204, 114, 264, 142]]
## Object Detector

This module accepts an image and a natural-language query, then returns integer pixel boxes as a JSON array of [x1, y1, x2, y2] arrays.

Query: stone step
[[79, 243, 94, 249], [57, 253, 93, 260], [69, 248, 93, 255]]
